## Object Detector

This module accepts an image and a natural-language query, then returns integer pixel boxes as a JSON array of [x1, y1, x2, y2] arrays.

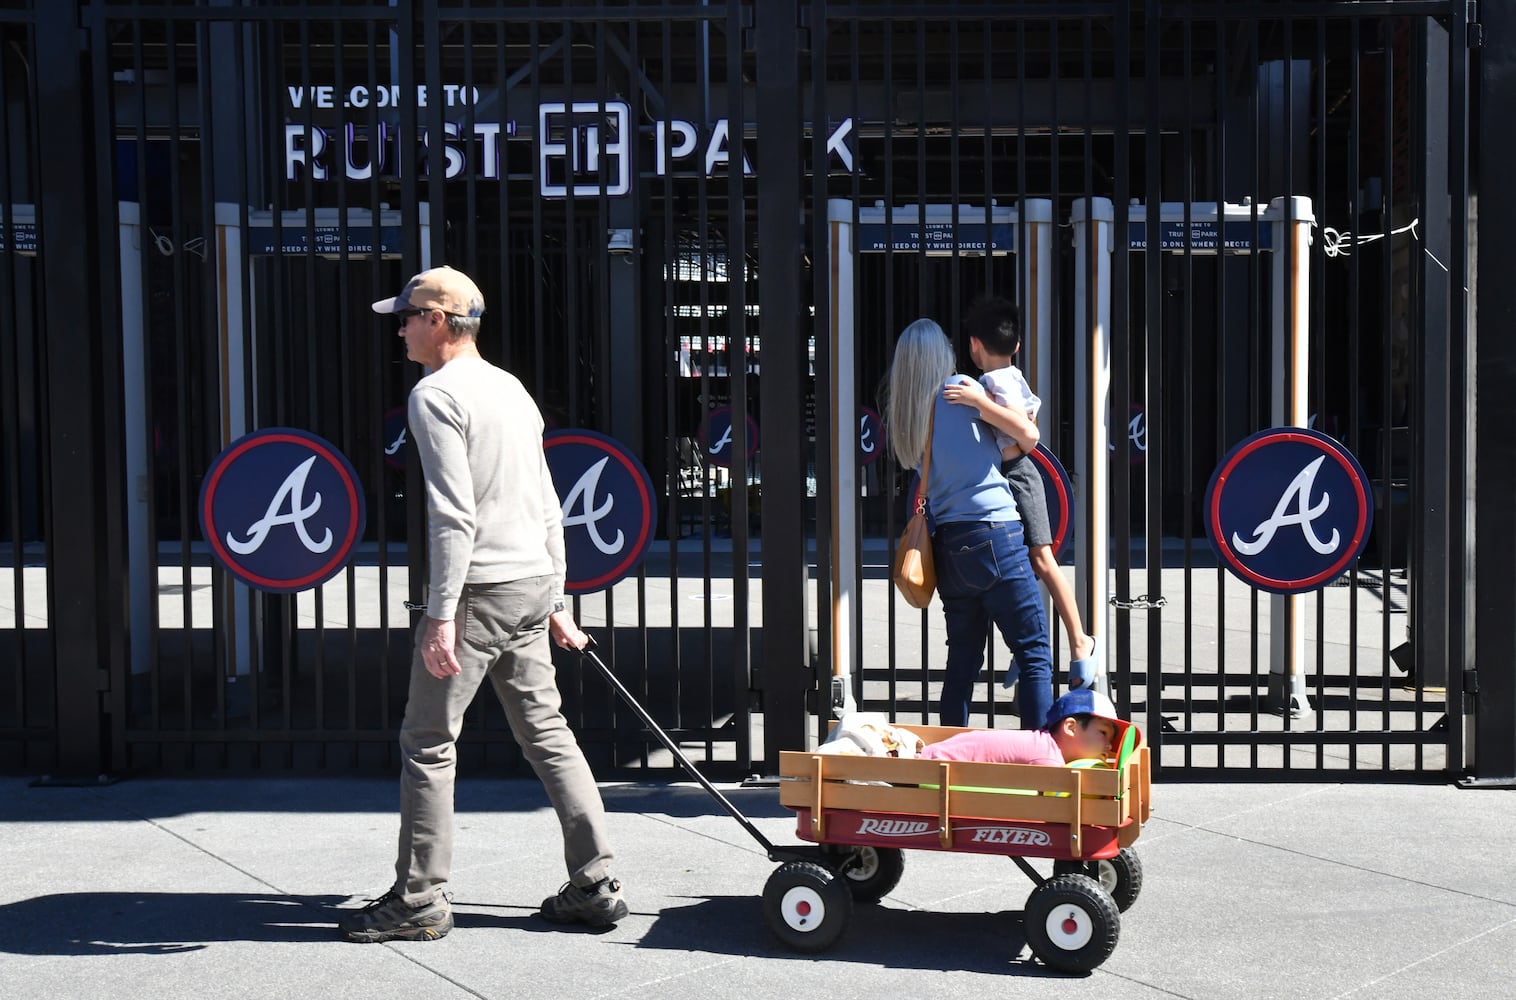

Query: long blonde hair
[[885, 318, 954, 470]]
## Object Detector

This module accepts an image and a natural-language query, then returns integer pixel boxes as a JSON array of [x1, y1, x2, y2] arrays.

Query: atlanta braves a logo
[[544, 430, 657, 593], [1230, 455, 1339, 557], [1205, 428, 1371, 595], [559, 456, 625, 555], [199, 428, 366, 593], [223, 456, 334, 556], [700, 405, 759, 469]]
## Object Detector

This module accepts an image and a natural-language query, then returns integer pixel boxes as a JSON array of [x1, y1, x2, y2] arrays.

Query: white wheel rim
[[1044, 902, 1095, 951], [779, 885, 826, 933], [1097, 861, 1118, 895], [848, 849, 879, 881]]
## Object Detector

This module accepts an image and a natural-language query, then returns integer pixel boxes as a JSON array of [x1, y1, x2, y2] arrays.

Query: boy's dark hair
[[964, 295, 1022, 357], [1041, 712, 1094, 734]]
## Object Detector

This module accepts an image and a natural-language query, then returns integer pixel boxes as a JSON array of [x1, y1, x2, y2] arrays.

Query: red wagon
[[580, 642, 1151, 973], [770, 724, 1151, 971]]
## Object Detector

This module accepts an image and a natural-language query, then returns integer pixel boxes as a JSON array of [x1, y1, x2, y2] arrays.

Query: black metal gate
[[808, 1, 1475, 779], [1, 0, 1498, 783], [35, 0, 764, 778]]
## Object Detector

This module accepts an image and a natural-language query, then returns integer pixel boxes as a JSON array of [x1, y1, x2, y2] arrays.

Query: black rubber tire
[[830, 845, 905, 903], [1053, 847, 1144, 912], [1023, 874, 1121, 973], [762, 860, 854, 953]]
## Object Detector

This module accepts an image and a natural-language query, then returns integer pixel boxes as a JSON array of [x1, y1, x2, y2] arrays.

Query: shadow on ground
[[0, 893, 346, 955], [628, 894, 1077, 979]]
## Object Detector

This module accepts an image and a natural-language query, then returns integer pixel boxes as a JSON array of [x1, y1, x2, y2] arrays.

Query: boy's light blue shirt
[[926, 375, 1020, 526]]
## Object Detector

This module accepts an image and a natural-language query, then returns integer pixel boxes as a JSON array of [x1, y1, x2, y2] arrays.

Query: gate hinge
[[1463, 668, 1479, 695], [1468, 1, 1483, 48]]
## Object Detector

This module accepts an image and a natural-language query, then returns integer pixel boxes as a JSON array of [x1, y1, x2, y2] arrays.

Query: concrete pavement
[[4, 774, 1513, 999]]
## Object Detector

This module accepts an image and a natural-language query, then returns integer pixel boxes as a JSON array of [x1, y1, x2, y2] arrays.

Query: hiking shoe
[[538, 877, 628, 927], [339, 888, 452, 943]]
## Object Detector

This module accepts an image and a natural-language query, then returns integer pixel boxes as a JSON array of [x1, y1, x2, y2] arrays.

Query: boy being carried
[[943, 296, 1102, 691]]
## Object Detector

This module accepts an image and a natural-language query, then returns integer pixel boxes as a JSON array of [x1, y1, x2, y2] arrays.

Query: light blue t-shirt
[[926, 375, 1020, 526]]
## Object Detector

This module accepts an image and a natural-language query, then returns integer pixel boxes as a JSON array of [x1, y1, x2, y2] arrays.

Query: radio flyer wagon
[[580, 641, 1151, 973]]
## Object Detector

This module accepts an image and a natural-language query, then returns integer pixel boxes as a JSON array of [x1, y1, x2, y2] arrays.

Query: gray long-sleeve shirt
[[408, 355, 565, 620]]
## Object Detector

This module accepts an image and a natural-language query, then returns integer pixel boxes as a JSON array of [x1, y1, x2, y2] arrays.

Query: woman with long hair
[[886, 318, 1053, 728]]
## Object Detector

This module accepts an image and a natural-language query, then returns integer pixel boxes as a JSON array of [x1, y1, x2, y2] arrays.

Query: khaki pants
[[394, 576, 614, 905]]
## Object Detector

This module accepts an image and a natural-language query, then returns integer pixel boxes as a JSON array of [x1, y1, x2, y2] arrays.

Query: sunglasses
[[395, 308, 426, 325]]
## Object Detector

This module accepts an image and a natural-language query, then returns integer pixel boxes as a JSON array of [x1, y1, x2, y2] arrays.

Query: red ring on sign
[[1027, 444, 1073, 560], [1207, 430, 1370, 592], [545, 431, 656, 593], [201, 431, 364, 591]]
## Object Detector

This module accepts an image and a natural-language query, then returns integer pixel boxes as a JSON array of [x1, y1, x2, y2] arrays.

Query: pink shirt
[[919, 730, 1063, 767]]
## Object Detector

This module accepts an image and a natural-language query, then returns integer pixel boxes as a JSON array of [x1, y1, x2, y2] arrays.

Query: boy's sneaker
[[338, 888, 452, 943], [538, 877, 628, 927]]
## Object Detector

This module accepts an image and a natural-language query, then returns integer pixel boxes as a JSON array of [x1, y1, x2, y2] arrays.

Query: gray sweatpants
[[393, 576, 614, 905]]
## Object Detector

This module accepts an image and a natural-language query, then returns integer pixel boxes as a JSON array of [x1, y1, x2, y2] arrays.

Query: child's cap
[[1045, 689, 1141, 754]]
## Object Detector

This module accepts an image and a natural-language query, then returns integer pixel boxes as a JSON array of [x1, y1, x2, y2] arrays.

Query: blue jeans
[[933, 520, 1053, 729]]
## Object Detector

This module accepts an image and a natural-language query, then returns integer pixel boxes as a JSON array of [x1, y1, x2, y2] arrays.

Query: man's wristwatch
[[552, 599, 566, 614]]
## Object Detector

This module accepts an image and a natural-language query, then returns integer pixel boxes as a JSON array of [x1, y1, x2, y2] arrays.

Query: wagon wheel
[[762, 860, 854, 953], [825, 845, 905, 903], [1022, 874, 1121, 974], [1053, 848, 1144, 912]]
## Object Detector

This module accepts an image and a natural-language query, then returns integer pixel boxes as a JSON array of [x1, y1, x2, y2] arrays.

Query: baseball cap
[[1045, 689, 1140, 753], [371, 265, 485, 317]]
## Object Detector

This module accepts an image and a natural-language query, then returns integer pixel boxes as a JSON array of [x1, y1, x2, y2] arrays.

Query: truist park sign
[[282, 85, 854, 197]]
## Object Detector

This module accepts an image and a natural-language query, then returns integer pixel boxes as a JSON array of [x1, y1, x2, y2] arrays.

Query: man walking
[[339, 265, 626, 943]]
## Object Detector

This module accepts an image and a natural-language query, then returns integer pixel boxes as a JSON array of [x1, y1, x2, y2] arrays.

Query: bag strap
[[915, 403, 935, 515]]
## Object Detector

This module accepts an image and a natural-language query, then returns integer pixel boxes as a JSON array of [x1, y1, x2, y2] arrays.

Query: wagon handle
[[578, 637, 782, 858]]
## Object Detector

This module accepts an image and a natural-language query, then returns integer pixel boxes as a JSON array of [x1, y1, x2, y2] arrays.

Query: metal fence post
[[1471, 0, 1516, 787], [755, 0, 809, 763], [35, 1, 117, 781]]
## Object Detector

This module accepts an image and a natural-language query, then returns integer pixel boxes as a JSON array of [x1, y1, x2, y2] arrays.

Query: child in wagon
[[919, 690, 1134, 767]]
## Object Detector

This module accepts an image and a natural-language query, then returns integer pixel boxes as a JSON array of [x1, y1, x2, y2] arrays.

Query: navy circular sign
[[1204, 427, 1373, 595], [858, 406, 886, 466], [1028, 444, 1075, 561], [199, 428, 367, 593], [699, 405, 759, 468], [382, 405, 409, 471], [544, 429, 657, 594]]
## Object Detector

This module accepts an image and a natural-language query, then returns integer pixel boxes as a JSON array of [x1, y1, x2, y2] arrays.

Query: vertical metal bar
[[757, 0, 807, 762], [165, 14, 198, 751], [1246, 11, 1261, 770], [90, 6, 130, 773], [1281, 10, 1297, 760], [1312, 16, 1329, 770], [727, 0, 753, 760], [194, 14, 227, 765], [1413, 15, 1454, 773], [1472, 0, 1516, 785], [810, 0, 835, 725], [0, 18, 22, 752], [37, 1, 108, 776], [1143, 0, 1164, 772], [1111, 5, 1133, 741], [1179, 11, 1195, 771], [1378, 13, 1394, 770], [1445, 0, 1471, 779], [658, 11, 682, 766], [1346, 15, 1363, 773], [130, 20, 160, 753], [1211, 1, 1228, 773]]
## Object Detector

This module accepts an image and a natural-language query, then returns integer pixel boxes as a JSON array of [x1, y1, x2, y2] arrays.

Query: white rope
[[1321, 218, 1419, 258]]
